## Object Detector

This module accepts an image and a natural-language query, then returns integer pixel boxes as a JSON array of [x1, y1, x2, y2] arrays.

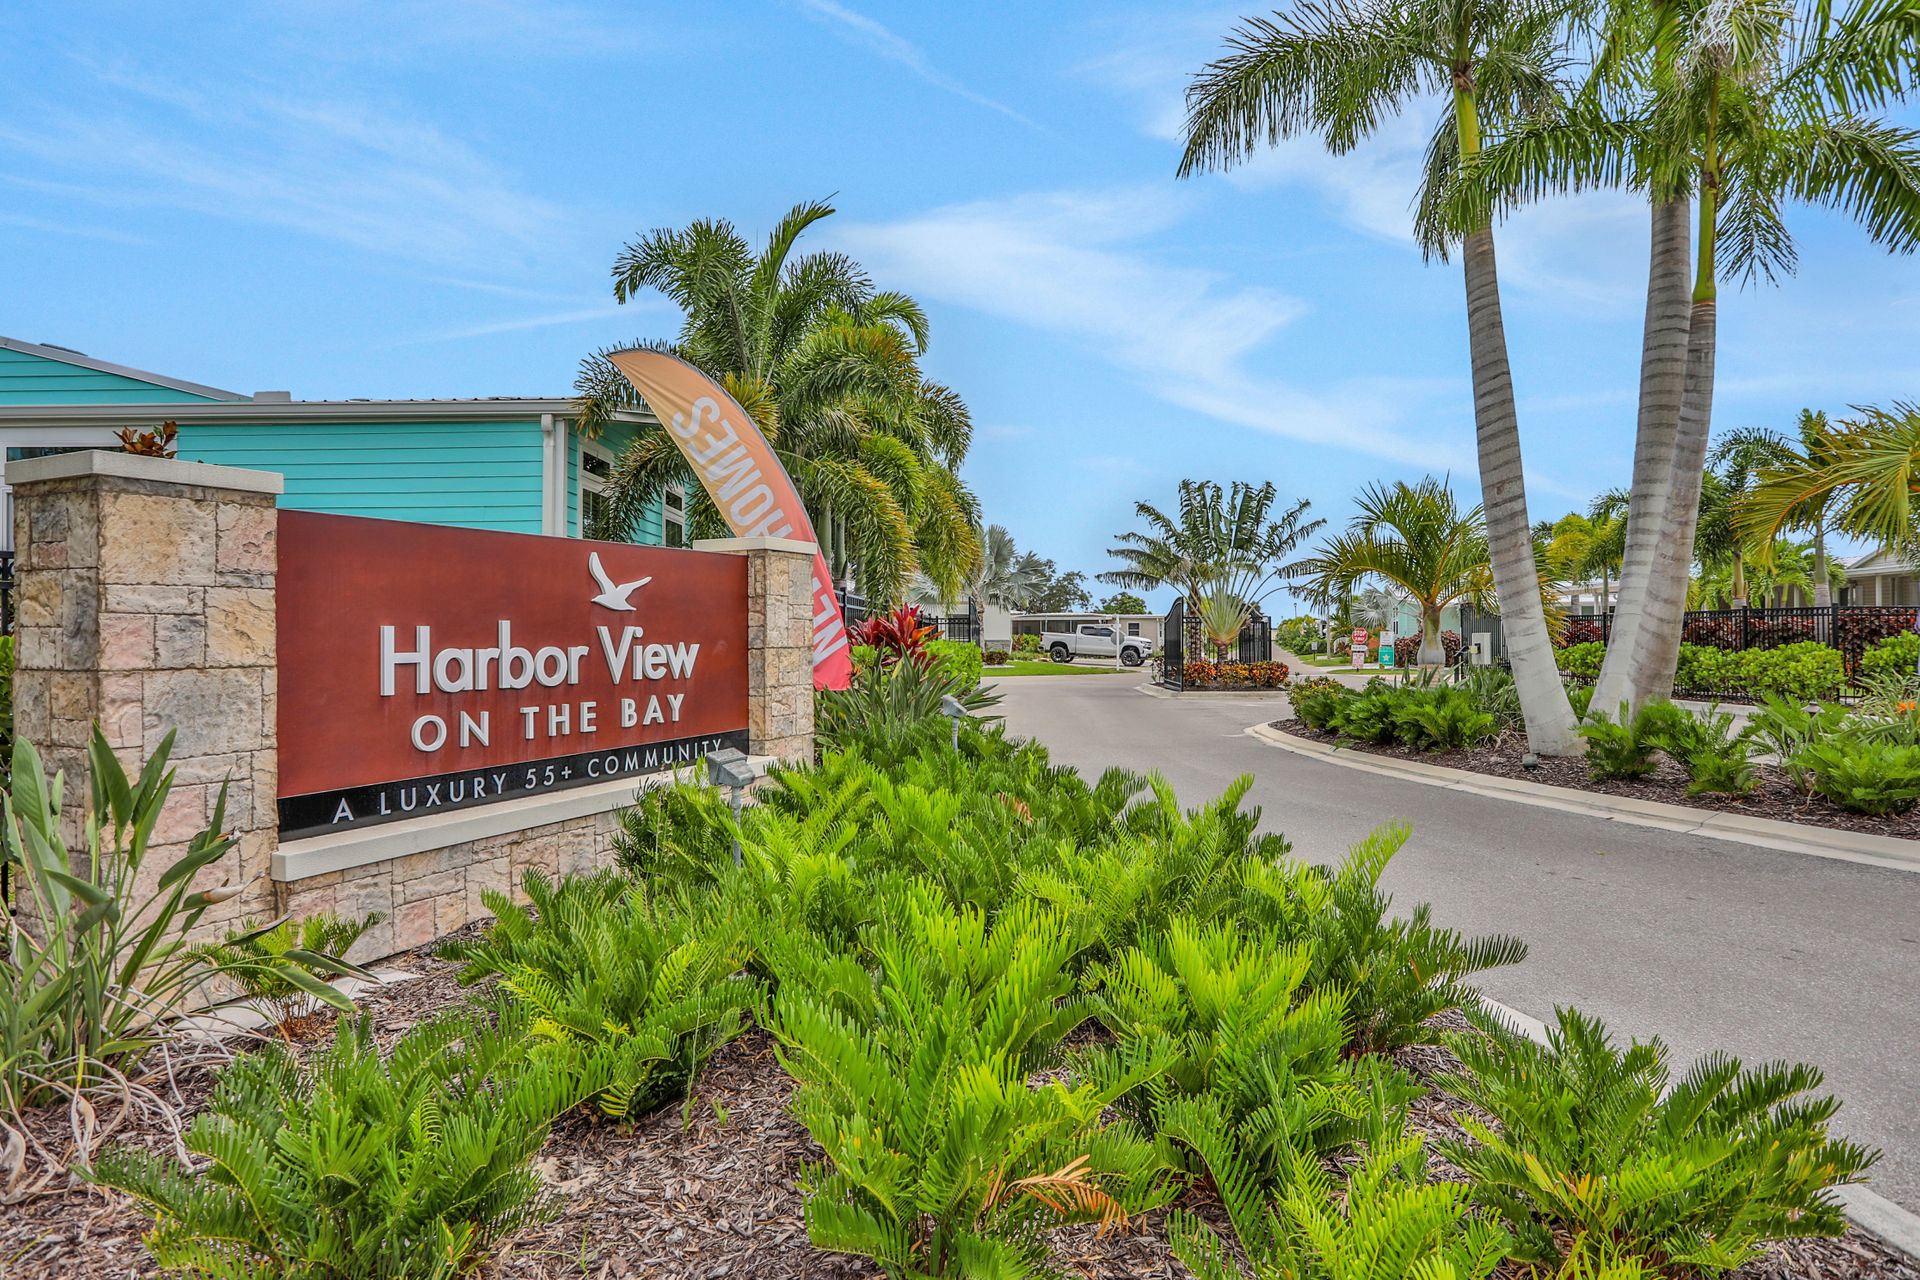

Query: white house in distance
[[1839, 549, 1918, 607]]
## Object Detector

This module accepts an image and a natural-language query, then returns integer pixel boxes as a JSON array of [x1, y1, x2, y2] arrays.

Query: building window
[[663, 484, 686, 548], [580, 440, 614, 538], [1127, 622, 1141, 635]]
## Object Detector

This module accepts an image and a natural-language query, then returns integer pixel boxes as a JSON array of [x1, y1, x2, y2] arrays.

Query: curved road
[[989, 673, 1920, 1213]]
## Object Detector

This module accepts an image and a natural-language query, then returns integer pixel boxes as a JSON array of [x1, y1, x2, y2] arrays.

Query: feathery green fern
[[91, 1007, 585, 1278], [1437, 1006, 1877, 1274]]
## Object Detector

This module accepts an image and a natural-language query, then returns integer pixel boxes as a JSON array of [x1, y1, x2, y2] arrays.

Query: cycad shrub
[[1306, 824, 1527, 1054], [1437, 1007, 1876, 1274], [1166, 1129, 1510, 1280], [446, 870, 759, 1119], [92, 1007, 585, 1279], [1795, 739, 1920, 815], [611, 773, 738, 881], [1022, 774, 1296, 962], [1747, 696, 1850, 795], [771, 896, 1175, 1276], [1089, 919, 1413, 1186], [1650, 706, 1759, 797], [1328, 682, 1402, 745], [1578, 700, 1688, 781], [192, 911, 385, 1035], [1390, 686, 1498, 752]]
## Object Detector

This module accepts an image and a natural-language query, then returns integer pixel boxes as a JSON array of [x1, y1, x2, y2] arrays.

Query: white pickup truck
[[1045, 624, 1152, 667]]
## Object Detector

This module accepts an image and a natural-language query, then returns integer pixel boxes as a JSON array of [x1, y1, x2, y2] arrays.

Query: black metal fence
[[0, 551, 12, 636], [835, 590, 979, 646], [1460, 602, 1918, 702], [1155, 599, 1275, 690]]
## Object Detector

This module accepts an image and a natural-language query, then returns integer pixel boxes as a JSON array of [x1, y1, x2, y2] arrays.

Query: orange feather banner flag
[[607, 349, 853, 690]]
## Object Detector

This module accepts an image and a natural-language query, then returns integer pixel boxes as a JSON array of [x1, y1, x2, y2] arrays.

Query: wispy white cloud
[[795, 0, 1034, 126], [834, 188, 1470, 472], [0, 209, 148, 245], [404, 303, 651, 344], [0, 68, 564, 267]]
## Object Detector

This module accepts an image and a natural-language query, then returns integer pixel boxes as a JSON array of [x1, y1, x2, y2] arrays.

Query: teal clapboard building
[[0, 335, 684, 548]]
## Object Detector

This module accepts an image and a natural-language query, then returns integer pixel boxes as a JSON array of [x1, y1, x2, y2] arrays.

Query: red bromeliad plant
[[852, 606, 937, 668]]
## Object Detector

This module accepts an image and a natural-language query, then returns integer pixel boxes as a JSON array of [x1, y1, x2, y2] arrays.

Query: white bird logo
[[588, 552, 651, 611]]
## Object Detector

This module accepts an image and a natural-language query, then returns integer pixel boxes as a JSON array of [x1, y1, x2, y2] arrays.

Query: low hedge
[[1181, 659, 1289, 689], [1862, 631, 1918, 679], [1556, 639, 1845, 701]]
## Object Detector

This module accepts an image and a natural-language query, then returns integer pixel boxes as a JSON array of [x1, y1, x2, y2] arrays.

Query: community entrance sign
[[606, 348, 854, 690], [276, 512, 749, 837]]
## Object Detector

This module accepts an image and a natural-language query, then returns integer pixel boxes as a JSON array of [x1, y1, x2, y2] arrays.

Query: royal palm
[[1297, 478, 1494, 667], [1182, 0, 1582, 752]]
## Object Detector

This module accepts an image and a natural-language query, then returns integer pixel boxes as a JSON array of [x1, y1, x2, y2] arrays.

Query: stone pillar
[[693, 536, 817, 764], [10, 451, 283, 936]]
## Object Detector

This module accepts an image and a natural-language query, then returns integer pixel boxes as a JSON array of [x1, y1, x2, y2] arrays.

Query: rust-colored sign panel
[[277, 512, 748, 838]]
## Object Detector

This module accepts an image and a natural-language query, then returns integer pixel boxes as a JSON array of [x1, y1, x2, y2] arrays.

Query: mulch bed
[[6, 947, 1916, 1278], [1277, 721, 1920, 842]]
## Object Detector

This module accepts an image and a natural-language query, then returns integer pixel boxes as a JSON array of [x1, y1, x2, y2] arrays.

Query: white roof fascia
[[0, 400, 660, 427]]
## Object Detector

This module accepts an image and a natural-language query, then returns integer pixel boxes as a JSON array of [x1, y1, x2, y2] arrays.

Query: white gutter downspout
[[540, 413, 559, 535]]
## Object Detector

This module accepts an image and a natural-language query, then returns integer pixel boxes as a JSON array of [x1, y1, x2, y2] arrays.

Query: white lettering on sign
[[383, 621, 701, 704]]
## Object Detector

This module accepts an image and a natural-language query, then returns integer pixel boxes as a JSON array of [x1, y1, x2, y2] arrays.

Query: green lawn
[[985, 659, 1142, 677]]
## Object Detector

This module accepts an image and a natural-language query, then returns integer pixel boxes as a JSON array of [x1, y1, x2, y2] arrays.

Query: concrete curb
[[1479, 999, 1920, 1259], [1245, 721, 1920, 876]]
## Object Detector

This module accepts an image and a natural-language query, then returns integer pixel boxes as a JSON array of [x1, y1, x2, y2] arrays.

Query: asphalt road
[[987, 673, 1920, 1213]]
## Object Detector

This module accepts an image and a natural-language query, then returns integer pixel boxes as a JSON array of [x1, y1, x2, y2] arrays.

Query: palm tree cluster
[[906, 523, 1090, 615], [1101, 480, 1322, 655], [1740, 402, 1920, 603], [1549, 407, 1866, 615], [1182, 0, 1920, 749], [574, 199, 980, 604]]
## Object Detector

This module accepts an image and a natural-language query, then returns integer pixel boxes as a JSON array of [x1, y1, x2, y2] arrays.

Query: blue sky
[[3, 1, 1917, 610]]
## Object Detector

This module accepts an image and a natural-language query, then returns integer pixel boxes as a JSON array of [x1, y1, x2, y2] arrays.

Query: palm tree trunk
[[1461, 224, 1581, 753], [1593, 196, 1693, 713], [1731, 551, 1747, 608], [1420, 606, 1445, 666], [1812, 524, 1832, 606], [1630, 297, 1715, 702]]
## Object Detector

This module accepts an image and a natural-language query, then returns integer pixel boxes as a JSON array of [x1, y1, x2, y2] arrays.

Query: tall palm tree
[[1181, 0, 1583, 753], [573, 199, 981, 602], [1461, 1, 1920, 708], [1100, 480, 1322, 612], [1297, 478, 1494, 666]]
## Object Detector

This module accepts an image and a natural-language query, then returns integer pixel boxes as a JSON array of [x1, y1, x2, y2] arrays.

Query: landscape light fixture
[[706, 747, 756, 865], [939, 694, 966, 751]]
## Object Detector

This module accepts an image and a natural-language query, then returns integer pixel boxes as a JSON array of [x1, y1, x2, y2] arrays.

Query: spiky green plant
[[2, 730, 370, 1198], [1438, 1006, 1877, 1274], [91, 1006, 586, 1278], [770, 895, 1175, 1276], [191, 911, 384, 1035], [1088, 918, 1415, 1187], [1306, 824, 1527, 1055], [445, 870, 759, 1120], [1166, 1126, 1511, 1280]]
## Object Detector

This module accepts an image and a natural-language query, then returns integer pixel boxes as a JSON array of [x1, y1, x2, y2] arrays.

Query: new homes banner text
[[607, 348, 854, 690]]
